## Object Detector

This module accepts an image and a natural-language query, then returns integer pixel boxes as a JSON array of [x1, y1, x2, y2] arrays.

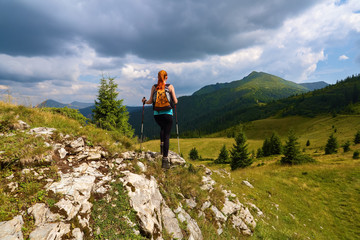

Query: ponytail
[[157, 70, 167, 90]]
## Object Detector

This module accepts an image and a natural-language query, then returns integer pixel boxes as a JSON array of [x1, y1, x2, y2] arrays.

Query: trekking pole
[[140, 97, 146, 151], [175, 104, 180, 154]]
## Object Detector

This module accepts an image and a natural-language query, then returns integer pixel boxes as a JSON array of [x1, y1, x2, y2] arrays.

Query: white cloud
[[339, 55, 349, 60]]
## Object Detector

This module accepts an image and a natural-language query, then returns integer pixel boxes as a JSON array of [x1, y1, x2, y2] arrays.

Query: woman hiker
[[142, 70, 178, 169]]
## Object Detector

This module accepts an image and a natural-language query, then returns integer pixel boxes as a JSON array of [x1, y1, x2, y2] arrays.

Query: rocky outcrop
[[0, 122, 260, 240], [0, 215, 24, 240]]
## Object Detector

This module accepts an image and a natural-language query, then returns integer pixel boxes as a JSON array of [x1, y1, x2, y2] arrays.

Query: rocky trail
[[0, 121, 260, 239]]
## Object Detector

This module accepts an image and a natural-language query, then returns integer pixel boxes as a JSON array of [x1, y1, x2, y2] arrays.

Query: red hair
[[157, 70, 167, 90]]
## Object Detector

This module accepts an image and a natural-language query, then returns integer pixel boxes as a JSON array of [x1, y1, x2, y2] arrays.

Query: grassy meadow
[[141, 114, 360, 239]]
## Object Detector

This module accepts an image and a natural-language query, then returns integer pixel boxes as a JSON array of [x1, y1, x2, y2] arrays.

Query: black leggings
[[154, 114, 173, 157]]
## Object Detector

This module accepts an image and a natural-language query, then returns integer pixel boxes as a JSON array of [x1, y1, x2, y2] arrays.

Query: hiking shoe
[[162, 157, 170, 169]]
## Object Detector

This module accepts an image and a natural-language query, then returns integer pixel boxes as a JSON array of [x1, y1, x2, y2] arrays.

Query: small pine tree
[[342, 141, 351, 153], [353, 150, 360, 159], [270, 132, 282, 155], [262, 138, 271, 156], [189, 147, 199, 160], [354, 130, 360, 144], [230, 132, 252, 170], [215, 144, 229, 164], [306, 140, 310, 147], [92, 76, 133, 135], [325, 134, 338, 154], [281, 130, 301, 164], [256, 148, 264, 158]]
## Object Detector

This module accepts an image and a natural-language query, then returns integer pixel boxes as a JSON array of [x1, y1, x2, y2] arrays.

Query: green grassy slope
[[141, 114, 360, 239]]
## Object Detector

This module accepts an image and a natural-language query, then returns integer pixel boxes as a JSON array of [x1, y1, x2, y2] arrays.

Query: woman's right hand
[[142, 97, 147, 104]]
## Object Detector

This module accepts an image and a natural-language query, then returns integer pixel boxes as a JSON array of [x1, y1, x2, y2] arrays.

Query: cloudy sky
[[0, 0, 359, 106]]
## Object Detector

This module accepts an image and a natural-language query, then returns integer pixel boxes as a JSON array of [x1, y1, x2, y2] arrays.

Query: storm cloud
[[0, 0, 359, 105], [1, 0, 318, 61]]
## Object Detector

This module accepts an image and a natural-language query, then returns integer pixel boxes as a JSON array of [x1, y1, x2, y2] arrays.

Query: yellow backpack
[[153, 84, 173, 111]]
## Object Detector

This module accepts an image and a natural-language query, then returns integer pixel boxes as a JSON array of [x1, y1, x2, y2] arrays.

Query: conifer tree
[[281, 130, 301, 164], [230, 132, 252, 170], [93, 76, 133, 136], [215, 144, 229, 164], [325, 133, 338, 154], [354, 130, 360, 144], [342, 141, 351, 153], [189, 147, 199, 160], [262, 138, 271, 156], [270, 132, 282, 155]]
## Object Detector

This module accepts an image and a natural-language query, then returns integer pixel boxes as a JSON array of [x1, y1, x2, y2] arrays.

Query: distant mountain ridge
[[37, 99, 142, 120], [299, 81, 329, 91], [37, 99, 94, 109]]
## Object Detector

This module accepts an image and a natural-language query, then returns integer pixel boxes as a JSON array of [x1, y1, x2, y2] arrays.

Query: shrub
[[353, 151, 360, 159], [214, 145, 229, 164], [256, 148, 264, 158], [262, 132, 282, 156], [354, 130, 360, 144], [41, 107, 88, 125], [189, 147, 199, 160], [230, 132, 252, 170], [281, 130, 314, 165], [342, 141, 351, 153], [325, 134, 338, 154]]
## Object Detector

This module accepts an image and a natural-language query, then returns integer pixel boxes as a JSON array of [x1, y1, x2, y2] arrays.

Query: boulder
[[58, 148, 67, 159], [120, 171, 163, 238], [242, 180, 254, 189], [0, 215, 24, 240], [175, 206, 203, 240], [27, 203, 62, 226], [69, 137, 85, 149], [161, 204, 183, 239], [29, 127, 56, 136], [29, 222, 70, 240]]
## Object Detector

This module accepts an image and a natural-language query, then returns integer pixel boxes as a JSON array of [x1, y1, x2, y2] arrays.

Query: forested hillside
[[129, 71, 327, 138]]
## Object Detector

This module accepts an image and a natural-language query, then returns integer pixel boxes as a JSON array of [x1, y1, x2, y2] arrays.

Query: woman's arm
[[144, 85, 155, 104], [169, 85, 178, 104]]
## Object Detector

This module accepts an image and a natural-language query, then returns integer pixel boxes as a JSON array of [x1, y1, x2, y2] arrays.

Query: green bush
[[41, 107, 88, 125], [189, 147, 199, 160], [342, 141, 351, 153], [325, 134, 338, 154], [354, 130, 360, 144], [230, 132, 252, 170], [214, 144, 229, 164], [353, 150, 360, 159], [281, 130, 314, 165]]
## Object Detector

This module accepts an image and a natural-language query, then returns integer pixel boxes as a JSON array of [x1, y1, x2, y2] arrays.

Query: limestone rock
[[58, 148, 67, 159], [11, 120, 30, 130], [29, 222, 70, 240], [27, 203, 62, 226], [7, 182, 18, 192], [185, 198, 197, 209], [69, 137, 85, 149], [168, 151, 186, 166], [211, 205, 227, 222], [120, 171, 163, 238], [136, 161, 147, 172], [242, 180, 254, 189], [29, 127, 56, 136], [0, 215, 24, 240], [87, 152, 101, 161], [72, 228, 83, 240], [176, 207, 203, 240], [55, 198, 81, 220], [161, 204, 183, 239]]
